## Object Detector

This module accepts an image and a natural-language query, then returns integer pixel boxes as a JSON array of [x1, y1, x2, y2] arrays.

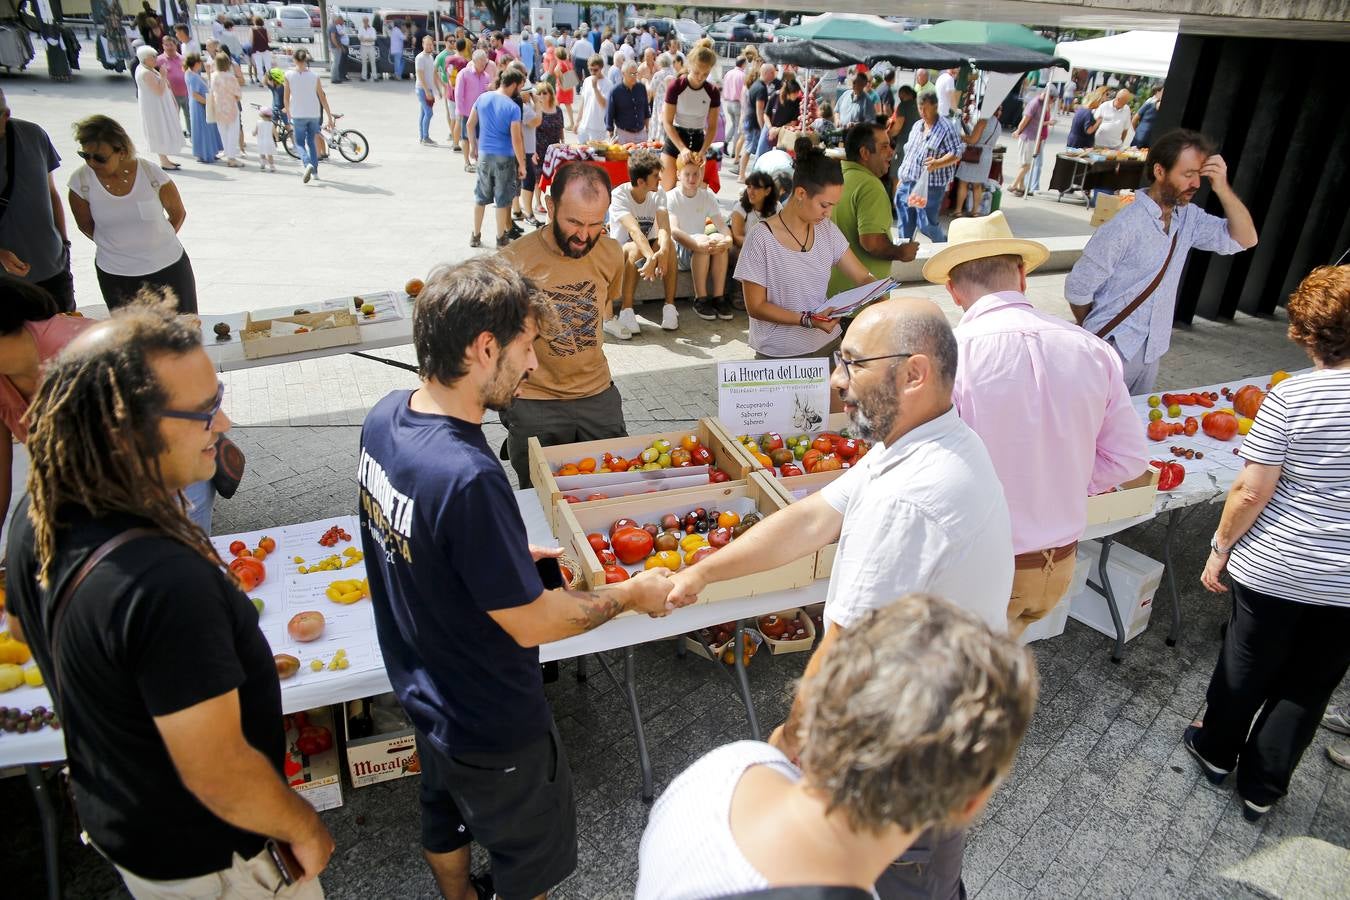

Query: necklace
[[779, 204, 812, 252], [98, 163, 132, 191]]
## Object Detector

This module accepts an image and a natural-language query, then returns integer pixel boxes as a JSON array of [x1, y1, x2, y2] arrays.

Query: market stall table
[[1049, 152, 1147, 202]]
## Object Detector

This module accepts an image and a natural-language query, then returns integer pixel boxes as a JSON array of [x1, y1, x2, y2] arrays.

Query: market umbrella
[[773, 13, 910, 44], [911, 20, 1057, 55]]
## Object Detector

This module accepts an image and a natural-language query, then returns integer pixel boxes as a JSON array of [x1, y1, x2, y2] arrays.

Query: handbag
[[211, 434, 246, 499], [960, 145, 982, 164], [1094, 230, 1181, 341]]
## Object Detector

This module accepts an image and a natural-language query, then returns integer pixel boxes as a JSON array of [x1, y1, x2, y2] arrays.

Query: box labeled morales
[[344, 694, 420, 789], [284, 706, 343, 812]]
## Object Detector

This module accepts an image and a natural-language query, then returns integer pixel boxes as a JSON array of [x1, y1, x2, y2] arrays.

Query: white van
[[267, 4, 316, 42]]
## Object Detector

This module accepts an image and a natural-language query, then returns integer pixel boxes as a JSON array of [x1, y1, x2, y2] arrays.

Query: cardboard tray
[[555, 479, 814, 606], [1085, 468, 1159, 526], [756, 608, 816, 654], [241, 310, 360, 359], [753, 470, 846, 580], [529, 419, 755, 535], [343, 699, 419, 789]]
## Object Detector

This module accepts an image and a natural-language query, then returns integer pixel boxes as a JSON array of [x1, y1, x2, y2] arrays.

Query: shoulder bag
[[1094, 229, 1181, 341], [212, 434, 246, 499]]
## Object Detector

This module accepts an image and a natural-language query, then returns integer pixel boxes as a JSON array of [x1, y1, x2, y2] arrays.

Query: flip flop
[[163, 163, 182, 170]]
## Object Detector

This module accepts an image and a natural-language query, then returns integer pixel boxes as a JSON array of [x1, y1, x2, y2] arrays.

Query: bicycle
[[254, 105, 369, 164]]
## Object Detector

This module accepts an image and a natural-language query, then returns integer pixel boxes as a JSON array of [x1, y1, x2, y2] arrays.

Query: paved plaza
[[4, 52, 1349, 899]]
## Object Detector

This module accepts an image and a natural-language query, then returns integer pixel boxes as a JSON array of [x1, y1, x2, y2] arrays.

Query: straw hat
[[922, 211, 1050, 284]]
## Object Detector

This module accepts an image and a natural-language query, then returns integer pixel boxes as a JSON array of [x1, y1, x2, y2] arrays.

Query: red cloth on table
[[537, 156, 720, 195]]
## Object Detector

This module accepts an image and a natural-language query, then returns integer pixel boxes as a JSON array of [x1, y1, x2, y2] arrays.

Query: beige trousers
[[116, 848, 325, 900], [1007, 553, 1077, 637]]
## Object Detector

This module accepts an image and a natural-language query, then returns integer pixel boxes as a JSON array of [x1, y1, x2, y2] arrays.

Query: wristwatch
[[1209, 533, 1230, 556]]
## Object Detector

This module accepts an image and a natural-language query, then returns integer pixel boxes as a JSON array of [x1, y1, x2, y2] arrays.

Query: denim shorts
[[475, 154, 519, 208], [743, 123, 761, 156]]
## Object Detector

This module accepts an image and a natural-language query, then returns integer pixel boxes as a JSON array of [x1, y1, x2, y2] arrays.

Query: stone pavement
[[6, 49, 1349, 900]]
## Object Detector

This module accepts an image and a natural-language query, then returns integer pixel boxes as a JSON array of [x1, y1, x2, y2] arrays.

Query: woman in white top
[[733, 138, 873, 361], [209, 51, 245, 165], [728, 171, 778, 312], [953, 110, 1002, 217], [133, 45, 184, 170], [67, 115, 197, 313], [1190, 265, 1350, 823]]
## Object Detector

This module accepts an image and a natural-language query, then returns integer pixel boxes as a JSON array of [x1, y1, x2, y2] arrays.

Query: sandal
[[464, 162, 476, 173], [512, 210, 524, 221]]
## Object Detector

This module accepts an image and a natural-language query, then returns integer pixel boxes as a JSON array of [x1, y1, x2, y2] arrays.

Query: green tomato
[[1147, 395, 1161, 408], [793, 444, 806, 460], [1148, 409, 1163, 421], [641, 447, 659, 463], [641, 461, 662, 471], [657, 453, 672, 468], [1167, 403, 1181, 418], [252, 597, 264, 616], [653, 439, 672, 454]]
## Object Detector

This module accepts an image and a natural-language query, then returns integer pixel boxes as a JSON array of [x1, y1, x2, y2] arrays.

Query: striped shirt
[[897, 116, 963, 188], [734, 218, 848, 357], [1227, 368, 1350, 607], [635, 741, 800, 899]]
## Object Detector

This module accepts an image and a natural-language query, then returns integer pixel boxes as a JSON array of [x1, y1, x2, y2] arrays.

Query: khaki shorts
[[116, 848, 324, 900]]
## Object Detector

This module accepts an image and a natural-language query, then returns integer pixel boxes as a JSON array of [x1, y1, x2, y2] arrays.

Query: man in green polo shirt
[[828, 123, 914, 296]]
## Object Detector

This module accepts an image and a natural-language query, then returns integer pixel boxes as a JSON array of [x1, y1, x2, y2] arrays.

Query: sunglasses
[[77, 150, 115, 164], [161, 382, 226, 431]]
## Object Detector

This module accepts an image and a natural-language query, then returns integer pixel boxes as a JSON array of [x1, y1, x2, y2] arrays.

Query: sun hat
[[922, 211, 1051, 284]]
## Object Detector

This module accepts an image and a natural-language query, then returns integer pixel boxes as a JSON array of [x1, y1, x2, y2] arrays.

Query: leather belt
[[1013, 541, 1078, 570]]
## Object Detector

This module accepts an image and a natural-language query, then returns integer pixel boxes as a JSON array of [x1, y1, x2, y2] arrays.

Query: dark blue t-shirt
[[358, 390, 548, 755], [1067, 106, 1096, 149]]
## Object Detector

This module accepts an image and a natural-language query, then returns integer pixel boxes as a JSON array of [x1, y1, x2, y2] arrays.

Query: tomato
[[779, 463, 803, 477], [752, 452, 773, 468], [759, 432, 784, 452], [557, 463, 580, 476], [563, 495, 581, 503], [235, 568, 261, 592], [679, 433, 701, 452], [597, 548, 617, 566], [609, 456, 630, 472], [811, 435, 835, 454], [686, 546, 716, 566], [813, 454, 843, 472], [587, 533, 610, 553], [669, 448, 692, 467], [689, 445, 712, 466], [229, 555, 266, 582], [1232, 385, 1266, 419], [1201, 410, 1239, 441], [645, 550, 681, 572], [228, 540, 247, 557], [585, 494, 608, 501], [252, 547, 268, 560], [1150, 460, 1186, 491], [1146, 419, 1170, 442], [578, 457, 597, 473], [717, 511, 740, 529], [1183, 416, 1198, 437], [603, 564, 630, 583], [836, 438, 861, 460], [801, 449, 823, 472], [258, 536, 277, 554], [708, 469, 730, 483], [611, 527, 655, 565], [609, 517, 640, 538]]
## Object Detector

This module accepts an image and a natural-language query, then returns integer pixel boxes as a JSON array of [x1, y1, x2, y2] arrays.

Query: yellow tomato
[[1237, 417, 1254, 435], [679, 533, 709, 554], [644, 550, 681, 572], [1270, 370, 1291, 386]]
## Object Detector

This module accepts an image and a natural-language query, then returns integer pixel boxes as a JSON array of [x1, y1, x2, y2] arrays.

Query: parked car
[[300, 4, 322, 28], [267, 4, 316, 42], [631, 16, 703, 45], [709, 13, 770, 43]]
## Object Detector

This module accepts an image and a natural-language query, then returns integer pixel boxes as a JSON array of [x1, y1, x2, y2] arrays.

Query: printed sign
[[717, 358, 831, 438]]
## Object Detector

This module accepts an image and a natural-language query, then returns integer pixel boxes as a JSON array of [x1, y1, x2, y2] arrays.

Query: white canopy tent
[[1055, 30, 1176, 79]]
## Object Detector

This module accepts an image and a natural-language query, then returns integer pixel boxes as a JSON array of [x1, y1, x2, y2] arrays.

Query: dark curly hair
[[1286, 265, 1350, 366]]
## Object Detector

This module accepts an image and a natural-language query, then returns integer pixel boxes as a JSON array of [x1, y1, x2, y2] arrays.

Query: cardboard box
[[1090, 192, 1135, 228], [1085, 468, 1159, 526], [1068, 539, 1164, 643], [754, 470, 847, 580], [344, 695, 420, 789], [684, 626, 762, 663], [757, 608, 816, 654], [528, 419, 754, 536], [284, 706, 343, 812], [240, 310, 359, 359], [556, 479, 814, 605]]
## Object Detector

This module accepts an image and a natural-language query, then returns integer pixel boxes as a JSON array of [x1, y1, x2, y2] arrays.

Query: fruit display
[[553, 434, 718, 477], [0, 705, 59, 735], [758, 612, 810, 642], [299, 547, 364, 574], [586, 506, 765, 576], [288, 611, 326, 643], [228, 555, 267, 592], [1149, 460, 1186, 492], [318, 524, 352, 548], [0, 632, 31, 666], [325, 578, 370, 604], [733, 431, 868, 477]]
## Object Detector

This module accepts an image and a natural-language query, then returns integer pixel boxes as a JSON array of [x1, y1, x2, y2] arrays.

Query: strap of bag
[[0, 125, 16, 222], [1095, 229, 1181, 341], [46, 528, 160, 708]]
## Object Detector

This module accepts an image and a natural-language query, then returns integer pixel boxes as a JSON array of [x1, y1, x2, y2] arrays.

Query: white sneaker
[[618, 307, 639, 335], [303, 164, 314, 183], [661, 304, 679, 331], [603, 317, 631, 341]]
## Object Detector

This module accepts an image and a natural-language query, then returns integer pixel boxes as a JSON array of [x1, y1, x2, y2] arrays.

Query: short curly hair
[[796, 594, 1038, 835], [1286, 265, 1350, 366]]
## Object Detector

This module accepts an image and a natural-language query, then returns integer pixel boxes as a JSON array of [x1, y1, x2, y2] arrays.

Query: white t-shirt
[[1094, 102, 1131, 148], [67, 159, 184, 276], [608, 183, 667, 243], [820, 407, 1013, 633], [733, 219, 849, 358], [666, 184, 722, 243], [415, 51, 437, 92], [579, 75, 611, 132], [358, 25, 376, 46], [935, 70, 956, 117], [636, 741, 800, 899], [285, 68, 322, 119], [1227, 368, 1350, 607]]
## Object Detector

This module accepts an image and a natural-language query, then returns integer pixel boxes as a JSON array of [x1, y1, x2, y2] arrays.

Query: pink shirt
[[951, 292, 1148, 554], [454, 65, 492, 114], [0, 316, 96, 443], [721, 66, 746, 103]]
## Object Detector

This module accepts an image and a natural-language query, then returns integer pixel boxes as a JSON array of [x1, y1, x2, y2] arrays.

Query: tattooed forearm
[[566, 590, 624, 632]]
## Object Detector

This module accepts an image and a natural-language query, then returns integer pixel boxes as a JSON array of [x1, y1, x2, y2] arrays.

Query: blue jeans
[[330, 46, 345, 82], [293, 117, 320, 173], [417, 88, 434, 140], [393, 51, 404, 79], [896, 180, 947, 243], [184, 479, 215, 535], [1029, 146, 1045, 193]]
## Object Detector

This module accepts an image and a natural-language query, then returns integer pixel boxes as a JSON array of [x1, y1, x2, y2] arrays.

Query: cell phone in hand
[[266, 838, 301, 886], [536, 556, 565, 590]]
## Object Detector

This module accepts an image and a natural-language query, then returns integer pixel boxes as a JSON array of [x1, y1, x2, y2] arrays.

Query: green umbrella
[[914, 20, 1056, 54], [774, 13, 913, 45]]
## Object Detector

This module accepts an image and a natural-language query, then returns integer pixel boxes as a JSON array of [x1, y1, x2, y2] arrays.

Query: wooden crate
[[711, 412, 864, 476], [240, 311, 359, 359], [1085, 468, 1160, 525], [753, 470, 846, 580], [528, 419, 754, 534], [554, 479, 815, 607]]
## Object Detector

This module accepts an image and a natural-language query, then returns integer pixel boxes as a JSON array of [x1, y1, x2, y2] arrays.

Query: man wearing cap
[[926, 212, 1149, 636]]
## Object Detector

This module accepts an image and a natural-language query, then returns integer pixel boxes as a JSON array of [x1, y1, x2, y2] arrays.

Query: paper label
[[717, 359, 831, 438]]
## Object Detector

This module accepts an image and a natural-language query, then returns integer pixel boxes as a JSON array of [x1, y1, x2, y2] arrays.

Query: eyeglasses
[[832, 351, 913, 380], [161, 382, 225, 431], [77, 150, 113, 164]]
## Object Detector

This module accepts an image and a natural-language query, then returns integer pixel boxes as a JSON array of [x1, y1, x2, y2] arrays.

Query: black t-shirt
[[770, 93, 802, 128], [744, 78, 769, 126], [5, 499, 284, 880], [357, 391, 548, 757]]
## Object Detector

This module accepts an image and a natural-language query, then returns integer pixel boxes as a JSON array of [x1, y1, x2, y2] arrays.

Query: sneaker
[[302, 164, 314, 183], [661, 304, 679, 331], [469, 232, 482, 248], [469, 871, 495, 900], [692, 298, 717, 321], [603, 317, 632, 340], [1327, 740, 1350, 770], [507, 224, 525, 239], [714, 295, 734, 320], [496, 233, 511, 248], [1184, 724, 1230, 786], [618, 307, 640, 334], [453, 144, 463, 152], [1241, 798, 1271, 822], [1322, 705, 1350, 735]]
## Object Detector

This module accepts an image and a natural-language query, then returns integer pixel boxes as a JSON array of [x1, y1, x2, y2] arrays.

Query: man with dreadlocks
[[5, 303, 334, 898]]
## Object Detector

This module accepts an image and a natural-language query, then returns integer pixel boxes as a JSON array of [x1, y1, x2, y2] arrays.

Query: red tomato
[[587, 533, 610, 553], [1202, 410, 1239, 441], [603, 564, 630, 583], [609, 456, 630, 472], [597, 549, 617, 566], [837, 438, 860, 460], [708, 469, 730, 483], [1183, 416, 1198, 437], [611, 528, 655, 565], [760, 432, 784, 452], [563, 495, 581, 504], [779, 463, 803, 477], [811, 435, 835, 454], [801, 449, 823, 472], [585, 494, 609, 501], [1146, 420, 1170, 442], [228, 540, 247, 557], [609, 517, 640, 538], [689, 445, 712, 466]]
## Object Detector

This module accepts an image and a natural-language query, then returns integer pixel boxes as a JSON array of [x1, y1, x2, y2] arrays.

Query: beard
[[843, 381, 899, 444], [552, 218, 600, 259], [1158, 179, 1198, 208], [481, 356, 528, 411]]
